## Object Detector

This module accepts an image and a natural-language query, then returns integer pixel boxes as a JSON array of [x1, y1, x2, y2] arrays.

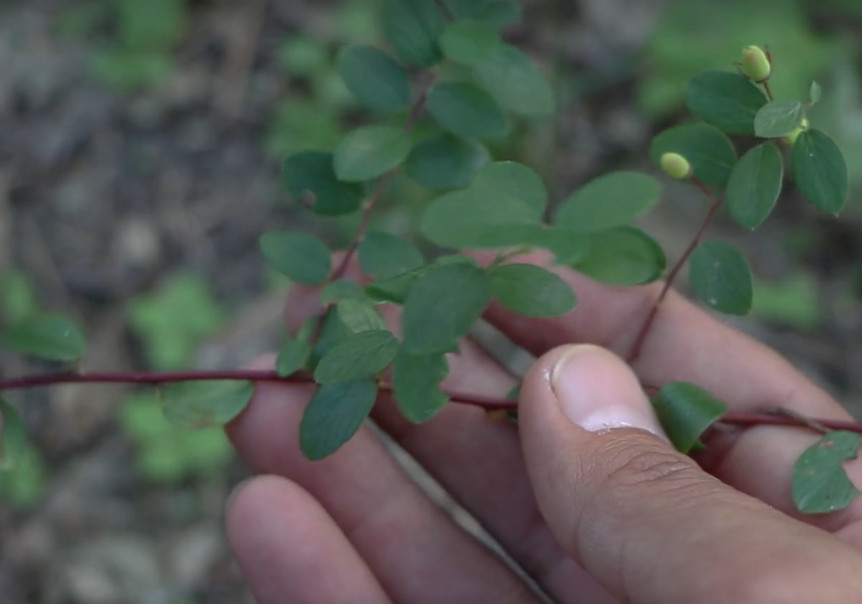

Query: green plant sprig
[[0, 0, 856, 515]]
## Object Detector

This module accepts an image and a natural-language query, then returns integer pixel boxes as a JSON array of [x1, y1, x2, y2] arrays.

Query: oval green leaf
[[440, 21, 501, 66], [791, 129, 848, 215], [570, 227, 666, 286], [259, 231, 331, 285], [488, 264, 576, 317], [1, 313, 86, 362], [161, 380, 254, 429], [402, 263, 490, 354], [651, 382, 727, 454], [473, 44, 555, 117], [472, 161, 547, 216], [650, 123, 737, 188], [754, 99, 806, 138], [793, 431, 862, 514], [405, 133, 490, 190], [554, 172, 662, 233], [334, 125, 412, 182], [300, 380, 377, 460], [336, 299, 388, 333], [313, 329, 400, 384], [684, 70, 767, 135], [276, 338, 311, 378], [337, 45, 411, 113], [726, 143, 784, 230], [445, 0, 520, 26], [689, 241, 753, 315], [1, 400, 28, 471], [427, 82, 508, 139], [382, 0, 445, 68], [320, 280, 366, 305], [392, 349, 450, 423], [283, 152, 365, 216], [358, 232, 425, 280]]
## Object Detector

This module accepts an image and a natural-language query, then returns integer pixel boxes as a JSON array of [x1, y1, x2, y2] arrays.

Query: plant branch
[[627, 176, 724, 364]]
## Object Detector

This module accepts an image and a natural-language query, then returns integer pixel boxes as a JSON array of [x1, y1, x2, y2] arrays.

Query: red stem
[[627, 176, 724, 364]]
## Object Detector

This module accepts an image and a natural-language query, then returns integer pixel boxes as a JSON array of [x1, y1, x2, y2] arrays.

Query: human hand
[[224, 256, 862, 603]]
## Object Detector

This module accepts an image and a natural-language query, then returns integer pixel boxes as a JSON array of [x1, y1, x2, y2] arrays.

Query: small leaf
[[689, 241, 753, 315], [684, 70, 767, 135], [283, 152, 365, 216], [259, 231, 331, 285], [161, 380, 254, 429], [382, 0, 446, 68], [810, 81, 822, 105], [488, 264, 577, 317], [334, 125, 412, 182], [473, 44, 555, 117], [790, 129, 848, 215], [754, 99, 806, 138], [427, 82, 508, 139], [366, 268, 426, 304], [336, 299, 388, 333], [337, 45, 411, 113], [445, 0, 520, 26], [405, 133, 490, 190], [392, 350, 450, 422], [472, 224, 590, 263], [472, 161, 547, 216], [440, 21, 501, 66], [0, 400, 28, 471], [726, 143, 784, 229], [402, 263, 490, 354], [793, 431, 862, 514], [313, 330, 400, 384], [320, 280, 366, 305], [1, 313, 86, 362], [650, 124, 737, 188], [300, 380, 377, 460], [570, 227, 666, 286], [554, 172, 663, 233], [652, 382, 727, 454], [276, 339, 311, 377], [358, 232, 425, 280]]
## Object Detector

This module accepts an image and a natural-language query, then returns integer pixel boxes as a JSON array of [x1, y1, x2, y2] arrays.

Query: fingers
[[519, 345, 862, 603], [226, 475, 391, 604], [226, 357, 539, 604]]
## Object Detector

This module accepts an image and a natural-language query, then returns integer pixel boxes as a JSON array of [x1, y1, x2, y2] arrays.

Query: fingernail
[[550, 345, 665, 437]]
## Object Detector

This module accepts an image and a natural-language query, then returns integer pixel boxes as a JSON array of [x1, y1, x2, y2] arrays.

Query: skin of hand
[[223, 254, 862, 603]]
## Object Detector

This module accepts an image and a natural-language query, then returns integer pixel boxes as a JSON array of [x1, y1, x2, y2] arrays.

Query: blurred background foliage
[[1, 0, 861, 601]]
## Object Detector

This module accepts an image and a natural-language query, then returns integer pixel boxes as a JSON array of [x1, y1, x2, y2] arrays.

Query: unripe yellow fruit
[[782, 117, 810, 147], [660, 152, 692, 180], [741, 46, 771, 82]]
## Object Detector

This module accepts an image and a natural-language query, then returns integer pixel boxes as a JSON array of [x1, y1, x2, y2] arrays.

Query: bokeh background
[[1, 0, 862, 601]]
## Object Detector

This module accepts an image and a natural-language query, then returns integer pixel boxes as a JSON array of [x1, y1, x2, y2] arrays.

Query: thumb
[[519, 345, 862, 604]]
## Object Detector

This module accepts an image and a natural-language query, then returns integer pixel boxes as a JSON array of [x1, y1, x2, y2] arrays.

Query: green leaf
[[427, 82, 508, 139], [570, 227, 666, 286], [472, 161, 547, 216], [276, 339, 311, 377], [358, 232, 425, 280], [259, 231, 331, 285], [320, 280, 366, 305], [334, 125, 412, 182], [366, 268, 426, 304], [754, 99, 806, 138], [650, 123, 737, 188], [161, 380, 254, 429], [793, 431, 862, 514], [488, 264, 577, 317], [336, 299, 388, 333], [651, 382, 727, 454], [402, 263, 490, 353], [300, 380, 377, 460], [337, 45, 411, 113], [405, 133, 490, 190], [726, 143, 783, 230], [1, 313, 86, 362], [314, 330, 400, 384], [810, 81, 822, 105], [440, 21, 501, 66], [689, 241, 753, 315], [791, 129, 848, 214], [554, 172, 662, 233], [472, 224, 590, 263], [684, 71, 767, 135], [310, 311, 352, 366], [445, 0, 520, 27], [473, 44, 555, 117], [0, 400, 28, 471], [382, 0, 446, 68], [283, 152, 365, 216], [392, 350, 450, 422]]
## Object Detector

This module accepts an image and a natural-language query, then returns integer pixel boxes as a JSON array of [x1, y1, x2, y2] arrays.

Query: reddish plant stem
[[2, 370, 861, 432], [627, 176, 724, 364]]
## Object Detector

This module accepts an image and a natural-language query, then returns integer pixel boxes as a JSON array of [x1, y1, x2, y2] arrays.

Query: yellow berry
[[660, 152, 692, 180], [782, 117, 809, 147], [741, 46, 771, 82]]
